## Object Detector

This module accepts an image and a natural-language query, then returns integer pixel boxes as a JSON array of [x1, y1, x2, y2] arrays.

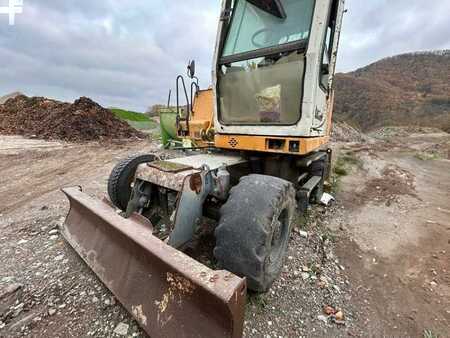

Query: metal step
[[297, 172, 308, 185], [301, 175, 322, 195], [297, 175, 323, 213], [296, 152, 327, 168]]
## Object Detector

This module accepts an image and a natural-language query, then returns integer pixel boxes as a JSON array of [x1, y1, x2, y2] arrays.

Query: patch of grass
[[204, 259, 219, 270], [334, 165, 348, 176], [327, 173, 342, 194], [342, 153, 363, 168], [248, 293, 268, 312], [423, 329, 440, 338], [414, 152, 440, 161], [110, 108, 158, 130], [333, 152, 363, 177], [110, 108, 150, 121], [308, 262, 322, 275], [296, 209, 312, 230], [126, 120, 158, 130], [321, 229, 337, 243]]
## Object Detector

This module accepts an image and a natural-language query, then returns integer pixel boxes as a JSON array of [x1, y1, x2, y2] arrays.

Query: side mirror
[[187, 60, 196, 79]]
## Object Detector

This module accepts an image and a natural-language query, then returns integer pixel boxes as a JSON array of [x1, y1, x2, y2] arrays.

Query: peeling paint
[[155, 272, 196, 320], [132, 305, 148, 326], [135, 164, 200, 192], [156, 292, 170, 314], [167, 272, 196, 296]]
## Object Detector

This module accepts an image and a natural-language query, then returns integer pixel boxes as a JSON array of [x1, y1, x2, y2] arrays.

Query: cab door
[[311, 0, 344, 136]]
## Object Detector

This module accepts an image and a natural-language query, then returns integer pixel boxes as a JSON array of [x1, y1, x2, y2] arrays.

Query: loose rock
[[335, 310, 345, 321], [113, 322, 129, 336], [0, 283, 22, 299], [299, 231, 308, 238], [317, 315, 328, 324]]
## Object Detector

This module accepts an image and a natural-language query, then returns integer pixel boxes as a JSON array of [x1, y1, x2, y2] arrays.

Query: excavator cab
[[214, 0, 344, 151], [62, 1, 346, 337]]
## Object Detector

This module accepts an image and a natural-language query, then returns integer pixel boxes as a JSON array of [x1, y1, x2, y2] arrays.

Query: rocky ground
[[0, 129, 449, 337]]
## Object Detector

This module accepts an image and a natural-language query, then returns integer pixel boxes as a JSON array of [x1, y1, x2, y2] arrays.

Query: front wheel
[[214, 174, 296, 292], [107, 154, 155, 211]]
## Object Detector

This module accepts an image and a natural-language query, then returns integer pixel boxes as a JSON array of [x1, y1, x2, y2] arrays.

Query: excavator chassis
[[58, 0, 347, 335], [61, 187, 246, 338], [61, 149, 330, 337]]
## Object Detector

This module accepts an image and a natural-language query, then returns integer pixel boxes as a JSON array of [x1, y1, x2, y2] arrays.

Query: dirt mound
[[331, 121, 367, 142], [0, 92, 24, 104], [0, 95, 145, 142]]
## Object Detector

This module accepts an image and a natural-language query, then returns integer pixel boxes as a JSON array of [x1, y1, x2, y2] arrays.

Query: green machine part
[[159, 109, 180, 148]]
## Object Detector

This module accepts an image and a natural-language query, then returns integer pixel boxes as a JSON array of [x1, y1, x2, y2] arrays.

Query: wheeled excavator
[[62, 0, 346, 336]]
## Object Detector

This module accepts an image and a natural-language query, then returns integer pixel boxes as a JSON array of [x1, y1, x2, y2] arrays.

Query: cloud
[[0, 0, 448, 111], [338, 0, 450, 71]]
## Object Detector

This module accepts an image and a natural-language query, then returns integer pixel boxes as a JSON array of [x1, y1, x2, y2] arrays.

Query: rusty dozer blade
[[61, 187, 246, 338]]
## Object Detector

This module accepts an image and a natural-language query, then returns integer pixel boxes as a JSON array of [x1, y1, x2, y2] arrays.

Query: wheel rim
[[269, 209, 289, 265]]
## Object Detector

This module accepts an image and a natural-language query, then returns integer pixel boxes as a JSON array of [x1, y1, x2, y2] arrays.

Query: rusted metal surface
[[135, 154, 246, 192], [148, 160, 193, 173], [168, 171, 213, 249], [135, 163, 199, 192], [61, 187, 246, 338], [166, 154, 246, 170], [189, 173, 203, 194]]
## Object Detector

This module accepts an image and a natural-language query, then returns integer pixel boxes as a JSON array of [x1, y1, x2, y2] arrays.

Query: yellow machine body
[[185, 89, 335, 155], [179, 89, 215, 147], [178, 0, 345, 156]]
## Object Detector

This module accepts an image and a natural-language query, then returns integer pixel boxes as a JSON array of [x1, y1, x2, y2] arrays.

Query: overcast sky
[[0, 0, 449, 112]]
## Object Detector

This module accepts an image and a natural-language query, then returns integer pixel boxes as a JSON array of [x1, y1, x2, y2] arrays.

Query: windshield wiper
[[247, 0, 287, 19]]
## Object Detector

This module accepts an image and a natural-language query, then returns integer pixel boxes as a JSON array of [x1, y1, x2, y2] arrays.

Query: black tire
[[107, 154, 155, 211], [214, 174, 296, 292]]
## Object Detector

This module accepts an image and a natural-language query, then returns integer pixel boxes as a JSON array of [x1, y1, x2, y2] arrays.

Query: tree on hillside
[[146, 104, 165, 117], [417, 83, 432, 97]]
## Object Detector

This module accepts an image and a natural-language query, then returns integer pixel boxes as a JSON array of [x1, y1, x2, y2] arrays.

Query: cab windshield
[[218, 0, 315, 125], [223, 0, 315, 57]]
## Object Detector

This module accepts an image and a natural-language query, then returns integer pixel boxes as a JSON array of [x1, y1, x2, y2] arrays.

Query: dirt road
[[0, 132, 449, 337], [0, 136, 155, 337], [332, 132, 450, 337]]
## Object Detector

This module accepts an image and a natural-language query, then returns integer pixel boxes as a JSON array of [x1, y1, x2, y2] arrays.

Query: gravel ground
[[1, 132, 449, 337], [243, 204, 361, 338], [1, 200, 357, 338]]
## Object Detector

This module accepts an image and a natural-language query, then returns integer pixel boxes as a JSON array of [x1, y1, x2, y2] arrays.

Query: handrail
[[176, 75, 191, 135]]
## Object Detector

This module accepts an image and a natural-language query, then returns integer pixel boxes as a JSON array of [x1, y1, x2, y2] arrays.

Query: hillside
[[334, 50, 450, 132], [110, 108, 157, 130]]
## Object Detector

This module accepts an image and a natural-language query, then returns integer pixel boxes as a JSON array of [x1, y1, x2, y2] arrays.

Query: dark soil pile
[[0, 95, 145, 142], [0, 91, 23, 104]]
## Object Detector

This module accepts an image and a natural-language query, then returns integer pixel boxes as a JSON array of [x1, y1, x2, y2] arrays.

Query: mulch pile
[[0, 95, 145, 142]]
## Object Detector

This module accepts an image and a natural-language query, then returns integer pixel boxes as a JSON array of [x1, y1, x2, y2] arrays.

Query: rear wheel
[[107, 154, 155, 211], [214, 174, 296, 292]]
